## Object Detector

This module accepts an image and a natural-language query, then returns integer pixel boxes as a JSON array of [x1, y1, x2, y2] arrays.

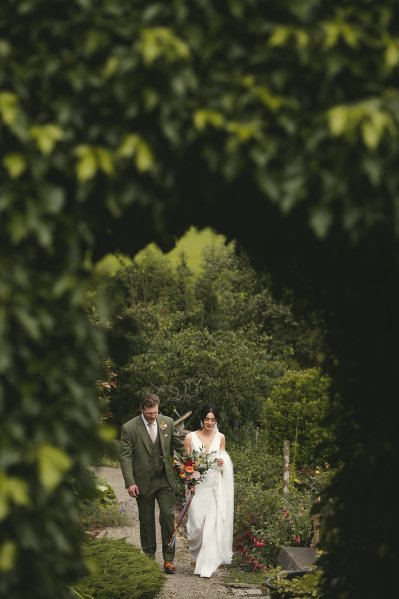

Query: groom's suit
[[120, 414, 184, 561]]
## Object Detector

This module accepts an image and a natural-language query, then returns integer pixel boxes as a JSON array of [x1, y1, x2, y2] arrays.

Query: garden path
[[95, 466, 268, 599]]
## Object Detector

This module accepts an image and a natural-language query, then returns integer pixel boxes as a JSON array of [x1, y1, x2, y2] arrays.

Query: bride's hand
[[216, 457, 224, 467]]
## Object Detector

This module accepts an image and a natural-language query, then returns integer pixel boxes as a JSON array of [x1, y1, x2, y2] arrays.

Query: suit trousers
[[136, 473, 175, 562]]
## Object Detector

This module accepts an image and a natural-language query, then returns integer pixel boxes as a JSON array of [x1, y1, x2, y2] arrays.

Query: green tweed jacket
[[119, 414, 184, 495]]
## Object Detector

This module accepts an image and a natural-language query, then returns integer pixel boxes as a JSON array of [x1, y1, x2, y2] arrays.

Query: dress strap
[[190, 431, 200, 451]]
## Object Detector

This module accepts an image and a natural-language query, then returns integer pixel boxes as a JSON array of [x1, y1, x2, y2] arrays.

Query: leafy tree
[[116, 324, 284, 435], [166, 226, 230, 273], [100, 235, 318, 434], [196, 248, 326, 364], [263, 368, 335, 468], [0, 178, 112, 595]]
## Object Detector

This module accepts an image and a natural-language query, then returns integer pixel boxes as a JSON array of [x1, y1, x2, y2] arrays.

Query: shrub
[[71, 537, 164, 599], [78, 499, 130, 530], [77, 472, 130, 530], [234, 484, 314, 570], [291, 464, 337, 499], [262, 368, 334, 467], [98, 440, 121, 469], [229, 441, 282, 490], [265, 565, 322, 598]]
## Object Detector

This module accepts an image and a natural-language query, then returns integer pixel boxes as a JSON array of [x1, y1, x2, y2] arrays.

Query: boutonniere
[[160, 421, 168, 433]]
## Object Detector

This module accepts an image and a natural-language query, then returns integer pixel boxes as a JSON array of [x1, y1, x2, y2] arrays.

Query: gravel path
[[95, 466, 235, 599]]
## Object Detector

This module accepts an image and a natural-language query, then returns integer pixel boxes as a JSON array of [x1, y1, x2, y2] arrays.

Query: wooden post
[[283, 440, 290, 494], [313, 496, 321, 546]]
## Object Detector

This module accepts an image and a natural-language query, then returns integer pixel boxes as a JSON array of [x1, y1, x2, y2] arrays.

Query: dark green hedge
[[72, 537, 164, 599]]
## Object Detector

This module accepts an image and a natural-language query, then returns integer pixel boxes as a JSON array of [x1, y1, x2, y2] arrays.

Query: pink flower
[[192, 470, 201, 480], [292, 534, 301, 545]]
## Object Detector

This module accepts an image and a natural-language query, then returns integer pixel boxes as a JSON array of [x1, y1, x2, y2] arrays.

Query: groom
[[119, 393, 184, 573]]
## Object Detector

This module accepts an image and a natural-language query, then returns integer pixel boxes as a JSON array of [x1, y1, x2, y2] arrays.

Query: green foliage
[[78, 499, 129, 531], [91, 473, 117, 505], [2, 0, 397, 596], [229, 441, 282, 490], [71, 537, 164, 599], [166, 226, 232, 273], [100, 455, 120, 469], [76, 471, 130, 530], [263, 369, 334, 467], [292, 464, 337, 500], [265, 566, 322, 599], [230, 440, 334, 572], [120, 325, 282, 434], [99, 440, 121, 468], [224, 567, 266, 586], [98, 234, 324, 433], [0, 226, 112, 599], [234, 484, 314, 569], [0, 2, 141, 594], [97, 230, 326, 366], [94, 254, 133, 278]]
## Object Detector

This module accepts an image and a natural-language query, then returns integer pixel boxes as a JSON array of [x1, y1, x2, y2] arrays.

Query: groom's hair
[[141, 393, 160, 409]]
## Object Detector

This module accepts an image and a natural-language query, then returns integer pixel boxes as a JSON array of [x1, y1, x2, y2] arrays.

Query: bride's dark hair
[[199, 405, 220, 424]]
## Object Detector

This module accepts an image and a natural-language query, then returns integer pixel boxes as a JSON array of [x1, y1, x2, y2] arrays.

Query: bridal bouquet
[[168, 448, 217, 548], [173, 447, 217, 490]]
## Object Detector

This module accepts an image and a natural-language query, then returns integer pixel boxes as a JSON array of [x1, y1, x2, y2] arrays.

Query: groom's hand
[[128, 484, 140, 498]]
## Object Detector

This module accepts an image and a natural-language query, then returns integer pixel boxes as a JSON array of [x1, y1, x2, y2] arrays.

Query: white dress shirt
[[142, 414, 158, 439]]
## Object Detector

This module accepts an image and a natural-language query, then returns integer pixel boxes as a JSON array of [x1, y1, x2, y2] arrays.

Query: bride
[[184, 405, 234, 578]]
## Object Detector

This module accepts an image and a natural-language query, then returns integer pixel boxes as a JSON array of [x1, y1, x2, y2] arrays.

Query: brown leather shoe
[[164, 560, 176, 574]]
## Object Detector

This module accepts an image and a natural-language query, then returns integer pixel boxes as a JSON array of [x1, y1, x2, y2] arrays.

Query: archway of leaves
[[1, 2, 398, 598]]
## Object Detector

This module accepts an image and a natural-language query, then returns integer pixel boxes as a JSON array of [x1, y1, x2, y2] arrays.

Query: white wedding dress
[[186, 431, 234, 578]]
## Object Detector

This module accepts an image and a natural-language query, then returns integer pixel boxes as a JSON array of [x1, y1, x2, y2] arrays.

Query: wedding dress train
[[186, 431, 234, 578]]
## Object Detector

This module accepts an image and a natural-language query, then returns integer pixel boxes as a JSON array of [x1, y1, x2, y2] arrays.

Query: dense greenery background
[[96, 228, 333, 469], [1, 1, 398, 597], [97, 231, 334, 584]]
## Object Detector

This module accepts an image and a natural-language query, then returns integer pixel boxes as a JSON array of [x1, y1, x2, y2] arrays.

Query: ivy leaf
[[30, 124, 64, 155], [117, 134, 154, 172], [0, 474, 29, 520], [96, 147, 114, 175], [0, 541, 17, 572], [193, 110, 225, 130], [2, 153, 26, 178], [98, 423, 117, 442], [0, 92, 19, 126], [310, 207, 333, 239], [138, 27, 190, 65], [37, 445, 72, 492], [135, 141, 153, 172], [327, 106, 349, 136], [385, 39, 399, 68], [75, 145, 97, 181]]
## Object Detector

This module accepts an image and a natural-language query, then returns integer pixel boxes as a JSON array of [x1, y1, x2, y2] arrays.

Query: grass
[[223, 565, 267, 586], [71, 537, 164, 599], [78, 499, 130, 530], [100, 454, 120, 468]]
